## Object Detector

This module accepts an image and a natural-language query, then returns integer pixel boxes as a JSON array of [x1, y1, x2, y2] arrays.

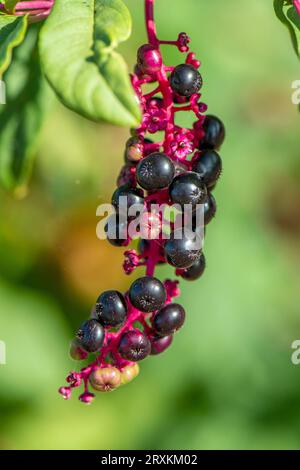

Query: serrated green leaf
[[274, 0, 300, 59], [0, 25, 53, 191], [0, 13, 27, 76], [40, 0, 141, 127]]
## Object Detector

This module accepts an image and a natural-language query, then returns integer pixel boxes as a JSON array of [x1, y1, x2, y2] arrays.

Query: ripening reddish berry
[[137, 44, 162, 74], [118, 330, 151, 361]]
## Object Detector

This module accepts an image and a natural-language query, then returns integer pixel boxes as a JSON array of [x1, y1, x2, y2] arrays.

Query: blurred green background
[[0, 0, 300, 450]]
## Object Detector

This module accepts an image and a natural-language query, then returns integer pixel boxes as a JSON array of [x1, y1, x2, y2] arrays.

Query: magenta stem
[[145, 0, 159, 47], [294, 0, 300, 15]]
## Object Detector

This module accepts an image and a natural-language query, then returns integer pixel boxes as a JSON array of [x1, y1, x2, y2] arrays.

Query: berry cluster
[[59, 0, 225, 403]]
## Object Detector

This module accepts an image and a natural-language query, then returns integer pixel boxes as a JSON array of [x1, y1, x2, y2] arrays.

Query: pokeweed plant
[[58, 0, 226, 404]]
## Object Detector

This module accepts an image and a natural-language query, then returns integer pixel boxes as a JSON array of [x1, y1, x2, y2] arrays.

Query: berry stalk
[[59, 0, 225, 404]]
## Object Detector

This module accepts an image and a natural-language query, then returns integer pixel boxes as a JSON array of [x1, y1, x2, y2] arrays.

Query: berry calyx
[[118, 330, 151, 361], [152, 303, 186, 336], [76, 319, 105, 353], [170, 64, 202, 97], [89, 367, 121, 392], [199, 115, 225, 150], [136, 152, 175, 191], [129, 276, 167, 312], [137, 44, 162, 74], [95, 290, 127, 328]]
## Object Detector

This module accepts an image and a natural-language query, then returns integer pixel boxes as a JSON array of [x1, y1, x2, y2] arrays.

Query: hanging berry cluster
[[59, 0, 225, 404]]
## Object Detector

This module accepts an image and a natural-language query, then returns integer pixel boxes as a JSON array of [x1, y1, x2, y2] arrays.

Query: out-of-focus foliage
[[0, 0, 300, 450]]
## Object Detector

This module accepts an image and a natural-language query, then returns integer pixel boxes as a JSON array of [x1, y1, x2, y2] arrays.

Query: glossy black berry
[[199, 115, 225, 150], [95, 290, 127, 328], [105, 213, 128, 247], [170, 64, 202, 97], [203, 192, 217, 225], [164, 230, 202, 268], [76, 319, 105, 353], [150, 334, 173, 355], [169, 172, 207, 207], [152, 303, 185, 336], [112, 184, 144, 212], [129, 276, 167, 313], [192, 150, 222, 187], [118, 330, 151, 361], [179, 253, 206, 281], [136, 153, 175, 191]]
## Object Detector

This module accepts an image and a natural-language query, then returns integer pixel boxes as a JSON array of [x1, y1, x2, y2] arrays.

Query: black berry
[[112, 184, 144, 212], [152, 303, 185, 336], [199, 115, 225, 150], [170, 64, 202, 97], [192, 150, 222, 187], [95, 290, 127, 328], [169, 172, 207, 207], [150, 334, 173, 355], [164, 230, 202, 268], [76, 319, 105, 353], [129, 276, 167, 312], [118, 330, 151, 361], [136, 152, 175, 191], [179, 253, 206, 281], [105, 213, 128, 247], [203, 192, 217, 225]]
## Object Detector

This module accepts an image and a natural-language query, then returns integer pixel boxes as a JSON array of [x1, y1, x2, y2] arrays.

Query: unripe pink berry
[[89, 367, 121, 392], [137, 44, 162, 74], [69, 339, 89, 361]]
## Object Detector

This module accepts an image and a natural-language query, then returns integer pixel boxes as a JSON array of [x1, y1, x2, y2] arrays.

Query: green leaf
[[0, 25, 53, 191], [274, 0, 300, 59], [40, 0, 141, 127], [0, 13, 27, 76], [3, 0, 19, 14]]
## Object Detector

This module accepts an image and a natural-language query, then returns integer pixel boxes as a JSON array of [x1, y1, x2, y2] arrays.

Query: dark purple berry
[[152, 303, 185, 336], [118, 330, 151, 361], [203, 192, 217, 225], [129, 276, 167, 313], [117, 164, 136, 187], [164, 230, 202, 268], [76, 319, 105, 353], [179, 253, 206, 281], [95, 290, 127, 328], [105, 213, 128, 247], [150, 334, 173, 355], [136, 152, 175, 191], [199, 115, 225, 150], [169, 172, 207, 207], [192, 150, 222, 187], [137, 44, 162, 74], [112, 184, 144, 211], [170, 64, 202, 97]]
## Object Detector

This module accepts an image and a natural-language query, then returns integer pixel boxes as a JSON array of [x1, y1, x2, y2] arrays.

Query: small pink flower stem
[[145, 0, 159, 47]]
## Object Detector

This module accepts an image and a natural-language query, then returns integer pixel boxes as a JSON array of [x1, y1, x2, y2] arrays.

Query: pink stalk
[[59, 0, 209, 403], [0, 0, 54, 21]]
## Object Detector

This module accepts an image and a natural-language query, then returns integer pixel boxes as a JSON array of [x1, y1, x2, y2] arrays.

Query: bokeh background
[[0, 0, 300, 450]]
